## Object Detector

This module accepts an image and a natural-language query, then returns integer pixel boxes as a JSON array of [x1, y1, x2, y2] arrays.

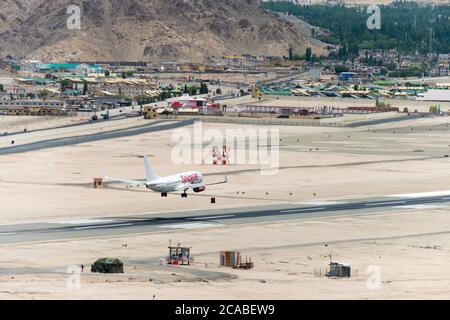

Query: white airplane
[[105, 156, 226, 198]]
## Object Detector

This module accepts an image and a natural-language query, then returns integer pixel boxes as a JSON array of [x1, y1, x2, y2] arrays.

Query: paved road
[[0, 119, 194, 155], [0, 192, 449, 244]]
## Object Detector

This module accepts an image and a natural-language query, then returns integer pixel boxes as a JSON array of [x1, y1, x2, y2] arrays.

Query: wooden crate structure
[[220, 251, 241, 268]]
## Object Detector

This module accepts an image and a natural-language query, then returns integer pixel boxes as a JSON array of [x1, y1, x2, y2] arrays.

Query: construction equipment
[[143, 106, 158, 119], [252, 86, 263, 99]]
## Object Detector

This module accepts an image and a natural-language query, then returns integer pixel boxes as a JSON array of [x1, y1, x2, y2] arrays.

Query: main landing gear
[[161, 192, 188, 198]]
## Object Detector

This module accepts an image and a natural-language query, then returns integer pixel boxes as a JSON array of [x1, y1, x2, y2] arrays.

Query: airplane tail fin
[[144, 155, 159, 182]]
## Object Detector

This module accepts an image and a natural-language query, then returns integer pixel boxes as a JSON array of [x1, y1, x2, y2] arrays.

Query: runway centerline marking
[[74, 223, 134, 230], [159, 223, 223, 229]]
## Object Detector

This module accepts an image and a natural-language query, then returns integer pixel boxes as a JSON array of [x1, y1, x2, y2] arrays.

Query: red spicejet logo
[[181, 173, 199, 184]]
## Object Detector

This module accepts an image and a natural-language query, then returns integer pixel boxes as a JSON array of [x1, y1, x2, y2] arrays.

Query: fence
[[176, 116, 346, 128], [173, 114, 424, 128]]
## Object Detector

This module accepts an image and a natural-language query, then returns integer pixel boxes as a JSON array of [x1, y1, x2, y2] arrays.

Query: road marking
[[292, 201, 346, 206], [159, 223, 223, 229], [388, 191, 450, 198], [0, 233, 16, 236], [74, 223, 133, 230], [396, 204, 447, 210], [366, 201, 406, 206], [192, 215, 235, 220], [280, 207, 327, 213], [49, 219, 115, 225]]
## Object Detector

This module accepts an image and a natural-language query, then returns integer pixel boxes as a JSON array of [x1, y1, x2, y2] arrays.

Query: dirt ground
[[1, 208, 450, 299], [1, 112, 450, 299]]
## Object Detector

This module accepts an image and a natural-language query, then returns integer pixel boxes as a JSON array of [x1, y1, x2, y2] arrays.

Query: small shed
[[91, 258, 124, 274], [93, 178, 103, 188], [327, 262, 351, 278], [220, 251, 241, 268], [220, 251, 254, 269]]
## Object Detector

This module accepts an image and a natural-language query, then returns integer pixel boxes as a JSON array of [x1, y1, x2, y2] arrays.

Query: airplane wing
[[104, 176, 147, 187], [174, 176, 228, 191], [206, 175, 228, 186]]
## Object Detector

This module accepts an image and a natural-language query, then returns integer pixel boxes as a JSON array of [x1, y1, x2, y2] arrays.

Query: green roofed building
[[39, 63, 105, 74]]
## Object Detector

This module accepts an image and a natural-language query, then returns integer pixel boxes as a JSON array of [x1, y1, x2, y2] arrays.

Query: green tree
[[199, 82, 209, 94], [306, 47, 312, 62], [60, 79, 69, 92], [261, 2, 450, 56], [38, 90, 48, 99], [83, 80, 88, 95], [334, 65, 349, 73]]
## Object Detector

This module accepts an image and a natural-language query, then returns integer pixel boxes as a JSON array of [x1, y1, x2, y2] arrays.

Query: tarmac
[[1, 191, 450, 244]]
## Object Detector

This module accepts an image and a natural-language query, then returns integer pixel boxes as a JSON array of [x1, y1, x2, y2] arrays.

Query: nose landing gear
[[161, 192, 168, 197], [181, 193, 188, 198]]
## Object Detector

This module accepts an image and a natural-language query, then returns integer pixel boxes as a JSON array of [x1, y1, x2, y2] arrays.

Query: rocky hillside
[[0, 0, 327, 62]]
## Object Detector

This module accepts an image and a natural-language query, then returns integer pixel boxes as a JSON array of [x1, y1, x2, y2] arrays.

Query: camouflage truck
[[91, 258, 124, 274]]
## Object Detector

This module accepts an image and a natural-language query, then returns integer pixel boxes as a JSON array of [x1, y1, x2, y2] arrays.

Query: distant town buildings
[[0, 100, 69, 116]]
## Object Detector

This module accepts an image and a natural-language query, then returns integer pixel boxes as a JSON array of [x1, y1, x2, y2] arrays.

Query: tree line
[[261, 1, 450, 56]]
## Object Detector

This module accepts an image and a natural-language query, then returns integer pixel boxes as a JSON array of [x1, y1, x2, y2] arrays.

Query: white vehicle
[[106, 156, 225, 198]]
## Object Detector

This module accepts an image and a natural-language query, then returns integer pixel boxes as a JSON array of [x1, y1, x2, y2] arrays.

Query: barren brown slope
[[0, 0, 327, 62]]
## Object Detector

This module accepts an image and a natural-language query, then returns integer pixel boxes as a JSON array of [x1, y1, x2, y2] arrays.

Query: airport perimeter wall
[[179, 116, 345, 127], [177, 112, 417, 128]]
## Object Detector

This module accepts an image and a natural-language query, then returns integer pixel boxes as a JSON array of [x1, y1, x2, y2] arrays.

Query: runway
[[1, 191, 450, 244], [0, 119, 194, 155]]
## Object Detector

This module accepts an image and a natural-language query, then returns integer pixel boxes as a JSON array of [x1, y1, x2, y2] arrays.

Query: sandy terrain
[[1, 208, 450, 299], [1, 112, 450, 299], [2, 116, 450, 224], [0, 115, 89, 135]]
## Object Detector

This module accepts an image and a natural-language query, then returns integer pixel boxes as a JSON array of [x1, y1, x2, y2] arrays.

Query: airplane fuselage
[[146, 171, 204, 193]]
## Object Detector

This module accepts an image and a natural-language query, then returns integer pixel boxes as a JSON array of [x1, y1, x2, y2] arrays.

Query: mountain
[[0, 0, 328, 63]]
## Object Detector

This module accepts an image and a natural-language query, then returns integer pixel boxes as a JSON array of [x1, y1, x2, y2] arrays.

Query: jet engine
[[193, 186, 206, 193]]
